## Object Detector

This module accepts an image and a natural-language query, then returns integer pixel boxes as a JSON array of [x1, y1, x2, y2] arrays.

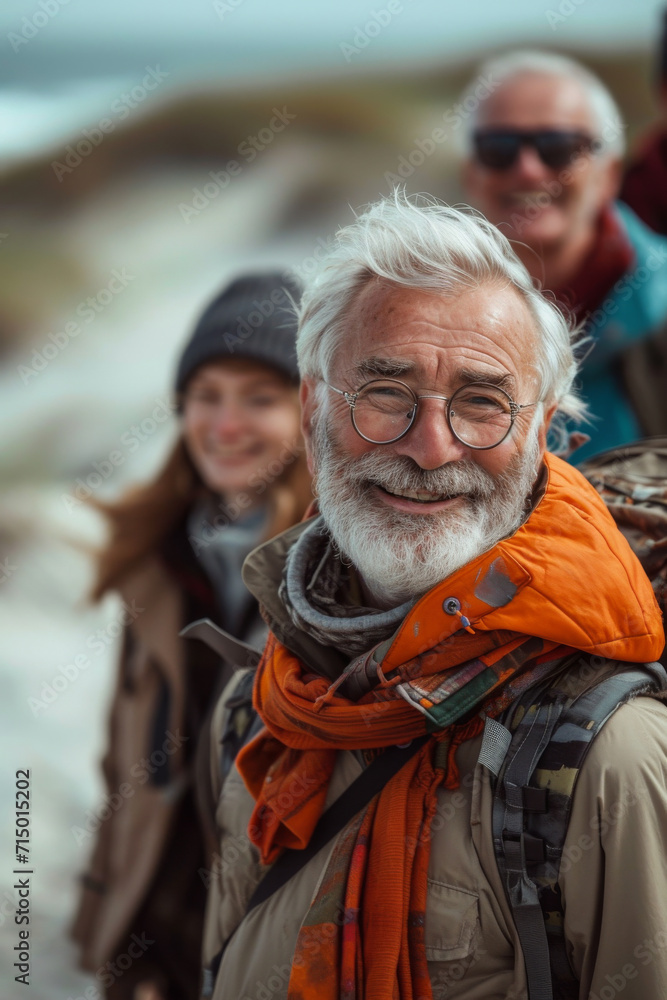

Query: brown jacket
[[71, 549, 228, 995]]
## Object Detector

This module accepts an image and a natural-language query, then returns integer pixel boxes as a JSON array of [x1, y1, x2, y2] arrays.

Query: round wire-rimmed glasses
[[325, 378, 541, 450]]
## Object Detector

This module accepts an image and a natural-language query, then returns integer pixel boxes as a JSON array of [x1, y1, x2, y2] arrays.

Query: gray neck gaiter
[[279, 515, 414, 658]]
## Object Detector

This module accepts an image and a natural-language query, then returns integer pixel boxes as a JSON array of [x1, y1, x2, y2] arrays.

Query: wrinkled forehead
[[331, 279, 540, 393], [476, 72, 597, 132]]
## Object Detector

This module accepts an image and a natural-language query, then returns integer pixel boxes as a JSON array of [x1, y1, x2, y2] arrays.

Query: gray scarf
[[279, 516, 414, 657], [189, 500, 268, 643]]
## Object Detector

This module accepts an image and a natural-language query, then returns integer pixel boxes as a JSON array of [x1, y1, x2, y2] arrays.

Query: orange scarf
[[237, 629, 565, 999]]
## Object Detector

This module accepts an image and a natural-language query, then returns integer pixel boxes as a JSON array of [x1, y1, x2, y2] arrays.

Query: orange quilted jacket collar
[[379, 452, 664, 668]]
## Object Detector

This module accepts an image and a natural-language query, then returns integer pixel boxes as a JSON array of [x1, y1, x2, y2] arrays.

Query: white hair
[[295, 190, 584, 434], [461, 49, 625, 159]]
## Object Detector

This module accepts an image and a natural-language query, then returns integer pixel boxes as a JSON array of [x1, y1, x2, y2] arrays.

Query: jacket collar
[[243, 518, 349, 678]]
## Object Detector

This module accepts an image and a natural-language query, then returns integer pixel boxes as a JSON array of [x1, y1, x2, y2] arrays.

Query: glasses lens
[[473, 132, 520, 170], [449, 383, 513, 448], [353, 380, 416, 443], [533, 131, 593, 169]]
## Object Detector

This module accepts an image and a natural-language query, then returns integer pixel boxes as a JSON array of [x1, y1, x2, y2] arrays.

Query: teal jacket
[[569, 203, 667, 465]]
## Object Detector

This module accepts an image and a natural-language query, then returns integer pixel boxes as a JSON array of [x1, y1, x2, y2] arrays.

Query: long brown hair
[[91, 430, 312, 601]]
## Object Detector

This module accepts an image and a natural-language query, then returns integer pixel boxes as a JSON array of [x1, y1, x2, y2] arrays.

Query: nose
[[211, 402, 245, 439], [391, 396, 469, 470], [513, 143, 551, 182]]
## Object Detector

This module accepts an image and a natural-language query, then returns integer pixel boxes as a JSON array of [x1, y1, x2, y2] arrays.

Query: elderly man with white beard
[[200, 193, 667, 1000]]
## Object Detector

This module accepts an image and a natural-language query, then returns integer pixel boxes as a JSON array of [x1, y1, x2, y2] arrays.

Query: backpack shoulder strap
[[219, 667, 261, 781], [180, 617, 264, 783], [491, 657, 667, 1000]]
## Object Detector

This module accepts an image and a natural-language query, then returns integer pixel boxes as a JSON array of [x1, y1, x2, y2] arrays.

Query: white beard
[[312, 411, 542, 608]]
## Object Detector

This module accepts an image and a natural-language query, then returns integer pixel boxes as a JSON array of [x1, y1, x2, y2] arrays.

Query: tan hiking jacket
[[204, 682, 667, 999]]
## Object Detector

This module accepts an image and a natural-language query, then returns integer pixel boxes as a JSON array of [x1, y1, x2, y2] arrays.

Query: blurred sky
[[0, 0, 665, 160]]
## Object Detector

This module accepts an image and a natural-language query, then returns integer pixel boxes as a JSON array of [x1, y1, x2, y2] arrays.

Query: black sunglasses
[[472, 129, 600, 171]]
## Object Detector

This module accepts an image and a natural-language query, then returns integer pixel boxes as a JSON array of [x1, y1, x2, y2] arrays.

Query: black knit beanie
[[174, 271, 302, 394]]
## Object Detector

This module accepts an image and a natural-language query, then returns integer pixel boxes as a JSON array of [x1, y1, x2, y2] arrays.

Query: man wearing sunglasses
[[461, 51, 667, 463], [202, 194, 667, 1000]]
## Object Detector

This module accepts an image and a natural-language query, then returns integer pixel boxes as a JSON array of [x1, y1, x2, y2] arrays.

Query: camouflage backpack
[[580, 436, 667, 623]]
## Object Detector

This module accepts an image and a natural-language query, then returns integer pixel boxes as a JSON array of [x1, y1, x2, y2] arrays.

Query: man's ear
[[600, 155, 623, 204], [299, 377, 318, 475], [537, 402, 558, 452]]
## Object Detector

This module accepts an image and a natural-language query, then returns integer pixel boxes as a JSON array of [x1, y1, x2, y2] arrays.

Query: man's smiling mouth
[[375, 484, 465, 504]]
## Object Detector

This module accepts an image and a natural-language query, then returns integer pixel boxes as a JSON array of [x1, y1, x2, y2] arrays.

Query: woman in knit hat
[[71, 272, 312, 1000]]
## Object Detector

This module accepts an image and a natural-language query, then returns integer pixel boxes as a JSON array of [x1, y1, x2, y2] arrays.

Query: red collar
[[553, 206, 634, 323]]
